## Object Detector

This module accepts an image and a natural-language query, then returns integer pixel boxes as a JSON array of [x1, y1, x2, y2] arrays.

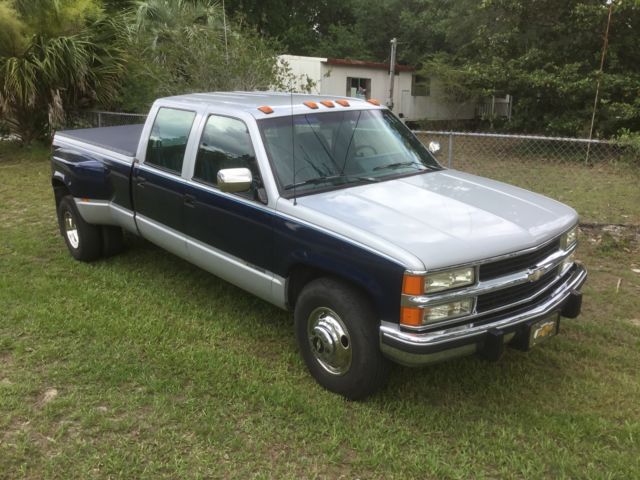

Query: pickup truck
[[51, 92, 586, 399]]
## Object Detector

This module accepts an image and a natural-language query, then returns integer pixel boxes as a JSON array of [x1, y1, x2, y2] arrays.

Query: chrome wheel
[[63, 211, 79, 249], [307, 307, 352, 376]]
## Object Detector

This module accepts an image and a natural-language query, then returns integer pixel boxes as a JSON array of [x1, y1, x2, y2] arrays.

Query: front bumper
[[380, 264, 587, 366]]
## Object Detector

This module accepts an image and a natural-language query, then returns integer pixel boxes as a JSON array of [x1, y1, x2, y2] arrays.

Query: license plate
[[529, 314, 560, 348]]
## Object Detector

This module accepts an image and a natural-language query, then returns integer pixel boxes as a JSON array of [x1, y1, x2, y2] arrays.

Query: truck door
[[132, 107, 197, 258], [182, 114, 275, 300]]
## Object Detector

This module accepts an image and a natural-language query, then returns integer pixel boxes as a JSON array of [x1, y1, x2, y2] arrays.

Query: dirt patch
[[37, 388, 59, 407]]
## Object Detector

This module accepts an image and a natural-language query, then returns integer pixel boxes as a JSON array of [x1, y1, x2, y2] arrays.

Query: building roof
[[325, 58, 415, 72], [160, 91, 384, 118]]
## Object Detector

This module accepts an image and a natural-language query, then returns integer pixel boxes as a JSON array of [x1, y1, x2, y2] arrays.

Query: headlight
[[423, 298, 474, 323], [425, 267, 475, 293], [561, 251, 576, 273], [400, 298, 474, 327], [561, 226, 578, 250]]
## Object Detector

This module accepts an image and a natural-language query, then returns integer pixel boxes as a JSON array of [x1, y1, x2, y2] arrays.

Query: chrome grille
[[479, 238, 561, 281], [476, 266, 560, 312]]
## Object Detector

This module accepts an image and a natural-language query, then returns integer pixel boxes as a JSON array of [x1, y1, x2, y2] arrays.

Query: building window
[[347, 77, 371, 99], [411, 75, 430, 97]]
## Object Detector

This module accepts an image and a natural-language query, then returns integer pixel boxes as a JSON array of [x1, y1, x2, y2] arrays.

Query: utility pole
[[586, 0, 614, 164], [387, 38, 397, 110]]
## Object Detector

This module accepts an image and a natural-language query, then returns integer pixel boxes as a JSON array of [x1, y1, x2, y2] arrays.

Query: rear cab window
[[145, 107, 196, 174]]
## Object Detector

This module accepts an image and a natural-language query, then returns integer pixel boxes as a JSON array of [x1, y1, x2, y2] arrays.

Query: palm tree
[[0, 0, 125, 144]]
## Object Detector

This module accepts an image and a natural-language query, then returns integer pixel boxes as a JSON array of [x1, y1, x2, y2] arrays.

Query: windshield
[[258, 109, 441, 196]]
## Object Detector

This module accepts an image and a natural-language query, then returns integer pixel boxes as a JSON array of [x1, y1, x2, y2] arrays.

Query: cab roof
[[159, 91, 384, 118]]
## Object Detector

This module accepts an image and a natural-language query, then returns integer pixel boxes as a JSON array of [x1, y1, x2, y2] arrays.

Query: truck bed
[[56, 124, 144, 157]]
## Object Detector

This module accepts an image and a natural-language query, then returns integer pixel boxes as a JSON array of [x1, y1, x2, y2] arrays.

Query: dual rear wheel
[[57, 196, 124, 262]]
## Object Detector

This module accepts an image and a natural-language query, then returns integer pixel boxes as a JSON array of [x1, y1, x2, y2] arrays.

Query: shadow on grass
[[110, 233, 581, 415]]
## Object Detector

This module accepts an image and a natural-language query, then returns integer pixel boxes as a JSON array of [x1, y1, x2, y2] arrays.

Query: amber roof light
[[257, 106, 274, 114], [367, 99, 381, 106], [303, 101, 319, 109], [335, 99, 350, 107]]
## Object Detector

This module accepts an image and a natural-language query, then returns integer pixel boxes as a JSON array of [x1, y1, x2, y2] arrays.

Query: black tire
[[57, 196, 103, 262], [101, 226, 125, 257], [294, 277, 390, 400]]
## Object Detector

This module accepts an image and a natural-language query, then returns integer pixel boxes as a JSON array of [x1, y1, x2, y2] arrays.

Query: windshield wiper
[[373, 161, 427, 172], [283, 174, 378, 191]]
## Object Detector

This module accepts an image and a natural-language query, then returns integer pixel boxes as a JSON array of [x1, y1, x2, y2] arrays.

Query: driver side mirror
[[217, 168, 252, 193]]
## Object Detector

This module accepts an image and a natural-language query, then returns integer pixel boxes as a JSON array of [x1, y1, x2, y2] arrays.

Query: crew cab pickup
[[51, 92, 587, 399]]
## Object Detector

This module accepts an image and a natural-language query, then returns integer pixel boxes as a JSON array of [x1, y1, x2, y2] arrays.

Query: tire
[[57, 196, 103, 262], [102, 226, 125, 257], [294, 277, 390, 400]]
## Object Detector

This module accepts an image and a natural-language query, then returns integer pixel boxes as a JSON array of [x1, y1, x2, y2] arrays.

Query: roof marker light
[[367, 99, 381, 106], [335, 99, 350, 107], [320, 100, 335, 108], [303, 101, 319, 109], [257, 106, 274, 114]]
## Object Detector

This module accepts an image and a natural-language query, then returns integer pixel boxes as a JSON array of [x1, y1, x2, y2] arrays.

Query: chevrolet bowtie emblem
[[527, 268, 544, 282]]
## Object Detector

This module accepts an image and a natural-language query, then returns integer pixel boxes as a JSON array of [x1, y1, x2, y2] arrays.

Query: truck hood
[[293, 170, 578, 270]]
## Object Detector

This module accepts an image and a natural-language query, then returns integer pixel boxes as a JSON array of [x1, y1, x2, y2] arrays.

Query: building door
[[400, 90, 412, 120]]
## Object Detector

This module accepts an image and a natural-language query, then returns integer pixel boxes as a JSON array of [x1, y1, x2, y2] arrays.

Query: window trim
[[143, 106, 198, 176], [191, 113, 266, 203], [411, 75, 430, 97]]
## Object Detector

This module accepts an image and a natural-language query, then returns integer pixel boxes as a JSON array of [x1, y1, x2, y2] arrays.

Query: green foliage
[[0, 0, 125, 144], [116, 0, 305, 112], [227, 0, 640, 138]]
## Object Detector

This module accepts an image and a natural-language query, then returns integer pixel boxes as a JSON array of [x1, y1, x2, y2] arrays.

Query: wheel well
[[286, 264, 375, 311], [52, 178, 70, 208]]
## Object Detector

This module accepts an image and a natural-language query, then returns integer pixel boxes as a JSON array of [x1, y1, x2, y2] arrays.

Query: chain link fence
[[65, 110, 148, 129], [64, 112, 638, 226], [413, 131, 639, 226]]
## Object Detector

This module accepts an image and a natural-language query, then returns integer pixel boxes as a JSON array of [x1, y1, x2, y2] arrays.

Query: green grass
[[1, 141, 640, 479]]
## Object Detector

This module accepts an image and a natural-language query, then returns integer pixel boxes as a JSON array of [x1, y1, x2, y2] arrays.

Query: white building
[[278, 54, 479, 123]]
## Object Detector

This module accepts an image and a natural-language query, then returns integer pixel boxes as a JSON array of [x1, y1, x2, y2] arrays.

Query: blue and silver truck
[[51, 92, 587, 399]]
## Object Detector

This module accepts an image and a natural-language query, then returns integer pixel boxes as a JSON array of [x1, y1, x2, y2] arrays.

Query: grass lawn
[[1, 141, 639, 479]]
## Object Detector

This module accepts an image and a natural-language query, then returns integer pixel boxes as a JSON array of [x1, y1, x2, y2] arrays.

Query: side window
[[145, 108, 196, 174], [194, 115, 260, 198]]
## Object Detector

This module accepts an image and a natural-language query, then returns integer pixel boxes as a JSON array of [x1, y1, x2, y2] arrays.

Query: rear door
[[132, 107, 198, 257]]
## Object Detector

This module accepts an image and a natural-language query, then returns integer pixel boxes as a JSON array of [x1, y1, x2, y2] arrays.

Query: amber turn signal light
[[400, 307, 423, 327], [402, 275, 424, 295]]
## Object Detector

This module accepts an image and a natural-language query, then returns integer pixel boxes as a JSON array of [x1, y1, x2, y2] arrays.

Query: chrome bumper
[[380, 264, 587, 367]]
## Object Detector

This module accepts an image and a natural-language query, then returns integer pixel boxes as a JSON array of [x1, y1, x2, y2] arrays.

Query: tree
[[117, 0, 311, 112], [0, 0, 125, 144]]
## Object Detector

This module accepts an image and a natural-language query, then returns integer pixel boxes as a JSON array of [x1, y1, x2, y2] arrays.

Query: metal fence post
[[448, 133, 453, 168], [97, 112, 102, 128]]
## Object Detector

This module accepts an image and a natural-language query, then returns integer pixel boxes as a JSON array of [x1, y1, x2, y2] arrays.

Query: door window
[[193, 115, 260, 198], [145, 108, 196, 174]]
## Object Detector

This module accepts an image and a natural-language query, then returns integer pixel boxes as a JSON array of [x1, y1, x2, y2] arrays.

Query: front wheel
[[295, 277, 390, 400]]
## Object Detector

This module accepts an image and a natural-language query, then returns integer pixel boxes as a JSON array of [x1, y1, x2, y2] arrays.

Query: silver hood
[[285, 170, 578, 271]]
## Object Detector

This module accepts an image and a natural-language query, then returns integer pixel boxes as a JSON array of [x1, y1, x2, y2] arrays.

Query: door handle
[[184, 193, 196, 207], [136, 176, 147, 188]]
